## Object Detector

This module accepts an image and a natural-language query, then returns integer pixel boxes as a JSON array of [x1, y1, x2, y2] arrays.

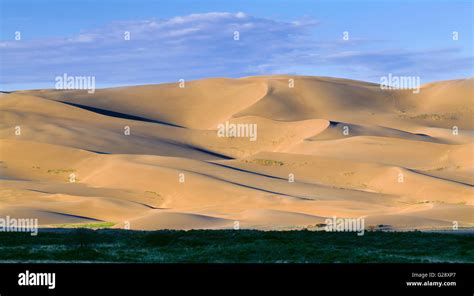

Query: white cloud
[[1, 12, 318, 88]]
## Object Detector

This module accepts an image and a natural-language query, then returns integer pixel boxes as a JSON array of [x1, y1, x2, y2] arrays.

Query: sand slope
[[1, 76, 473, 230]]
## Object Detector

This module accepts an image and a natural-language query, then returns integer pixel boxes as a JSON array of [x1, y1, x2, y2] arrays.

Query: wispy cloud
[[322, 48, 473, 80], [0, 12, 472, 90]]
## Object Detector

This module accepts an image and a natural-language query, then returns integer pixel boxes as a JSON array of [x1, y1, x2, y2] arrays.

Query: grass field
[[0, 230, 473, 263]]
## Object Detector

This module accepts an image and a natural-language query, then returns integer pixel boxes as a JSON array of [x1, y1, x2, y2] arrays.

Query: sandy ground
[[1, 76, 473, 230]]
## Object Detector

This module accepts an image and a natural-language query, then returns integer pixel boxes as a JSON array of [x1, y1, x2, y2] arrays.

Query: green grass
[[0, 230, 472, 263]]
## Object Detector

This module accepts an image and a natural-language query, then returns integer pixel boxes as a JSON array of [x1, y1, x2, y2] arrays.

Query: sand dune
[[1, 76, 473, 231]]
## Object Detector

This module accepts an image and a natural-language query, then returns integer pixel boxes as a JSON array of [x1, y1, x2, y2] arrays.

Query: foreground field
[[0, 230, 473, 263]]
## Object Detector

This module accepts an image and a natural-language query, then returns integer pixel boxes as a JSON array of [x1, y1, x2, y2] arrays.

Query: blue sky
[[1, 0, 473, 90]]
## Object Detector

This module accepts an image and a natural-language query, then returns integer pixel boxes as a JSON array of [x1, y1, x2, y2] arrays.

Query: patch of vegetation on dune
[[0, 230, 472, 263], [398, 113, 459, 121], [145, 191, 161, 198], [46, 169, 76, 174], [48, 222, 116, 229], [246, 159, 284, 166]]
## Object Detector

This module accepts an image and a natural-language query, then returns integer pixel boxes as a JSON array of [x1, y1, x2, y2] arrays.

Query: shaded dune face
[[1, 76, 473, 231]]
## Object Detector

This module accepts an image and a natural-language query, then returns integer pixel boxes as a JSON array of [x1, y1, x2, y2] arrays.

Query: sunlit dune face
[[1, 76, 473, 231]]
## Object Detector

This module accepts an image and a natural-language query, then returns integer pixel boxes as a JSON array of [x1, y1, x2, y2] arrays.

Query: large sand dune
[[1, 76, 473, 230]]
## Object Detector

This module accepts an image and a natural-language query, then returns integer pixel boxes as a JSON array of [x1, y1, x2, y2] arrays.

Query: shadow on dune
[[58, 101, 184, 128]]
